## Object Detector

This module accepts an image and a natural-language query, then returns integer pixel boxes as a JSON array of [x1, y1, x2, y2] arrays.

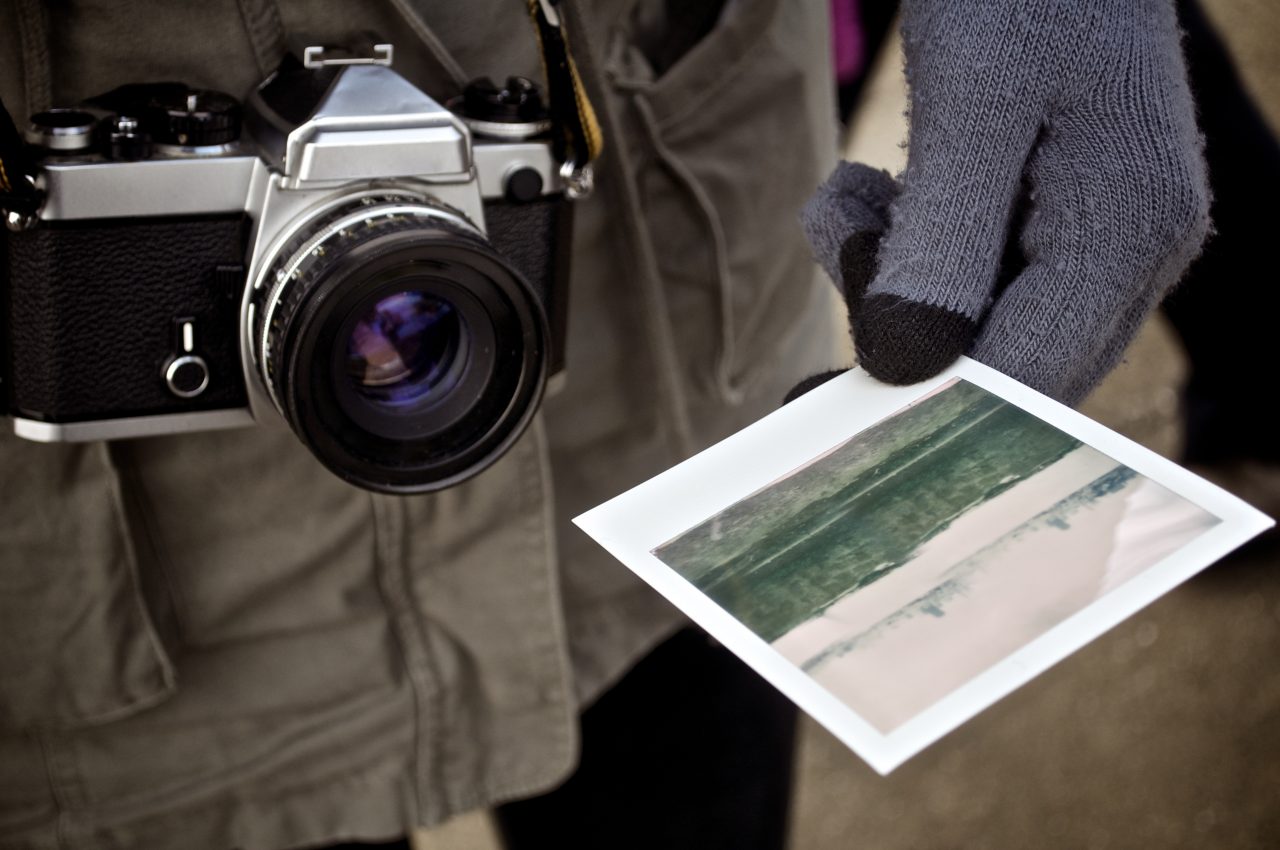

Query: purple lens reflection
[[346, 291, 460, 406]]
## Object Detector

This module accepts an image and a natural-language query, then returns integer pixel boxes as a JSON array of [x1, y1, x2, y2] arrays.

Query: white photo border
[[573, 357, 1274, 774]]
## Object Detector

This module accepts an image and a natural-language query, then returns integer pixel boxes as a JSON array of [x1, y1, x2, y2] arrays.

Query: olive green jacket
[[0, 1, 841, 847]]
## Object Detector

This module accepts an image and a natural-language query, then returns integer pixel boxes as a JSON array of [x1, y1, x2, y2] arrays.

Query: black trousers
[[1162, 0, 1280, 465], [319, 628, 797, 850], [494, 628, 797, 850]]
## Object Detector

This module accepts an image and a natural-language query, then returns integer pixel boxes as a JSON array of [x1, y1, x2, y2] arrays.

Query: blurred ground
[[415, 2, 1279, 847], [1203, 0, 1280, 132]]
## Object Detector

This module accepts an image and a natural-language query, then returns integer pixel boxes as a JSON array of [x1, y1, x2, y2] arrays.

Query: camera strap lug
[[559, 159, 594, 201], [527, 0, 602, 200]]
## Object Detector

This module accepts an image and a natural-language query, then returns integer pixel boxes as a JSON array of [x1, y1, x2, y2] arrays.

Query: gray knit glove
[[802, 0, 1211, 405]]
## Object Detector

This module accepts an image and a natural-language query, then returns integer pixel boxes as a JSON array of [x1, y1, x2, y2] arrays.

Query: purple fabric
[[831, 0, 866, 83]]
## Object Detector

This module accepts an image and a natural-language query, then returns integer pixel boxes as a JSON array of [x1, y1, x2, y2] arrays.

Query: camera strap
[[2, 0, 48, 227], [527, 0, 603, 198], [0, 94, 42, 227]]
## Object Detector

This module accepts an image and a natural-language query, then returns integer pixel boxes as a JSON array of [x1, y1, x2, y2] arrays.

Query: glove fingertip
[[855, 294, 977, 386]]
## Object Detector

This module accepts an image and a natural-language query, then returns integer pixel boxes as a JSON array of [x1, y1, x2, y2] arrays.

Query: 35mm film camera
[[2, 45, 578, 493]]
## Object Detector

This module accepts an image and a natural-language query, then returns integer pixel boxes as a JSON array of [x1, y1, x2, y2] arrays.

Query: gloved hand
[[801, 0, 1211, 405]]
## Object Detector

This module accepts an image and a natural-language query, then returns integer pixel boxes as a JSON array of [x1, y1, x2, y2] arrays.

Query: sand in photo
[[653, 379, 1221, 734]]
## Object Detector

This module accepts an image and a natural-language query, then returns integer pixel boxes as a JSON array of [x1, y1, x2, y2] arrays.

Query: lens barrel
[[251, 196, 548, 493]]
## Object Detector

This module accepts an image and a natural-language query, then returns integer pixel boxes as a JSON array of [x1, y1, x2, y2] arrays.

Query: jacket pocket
[[605, 0, 838, 407], [0, 439, 176, 731]]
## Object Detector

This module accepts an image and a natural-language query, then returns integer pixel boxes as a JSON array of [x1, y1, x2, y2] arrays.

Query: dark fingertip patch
[[783, 369, 851, 406], [854, 294, 978, 385], [837, 230, 882, 305]]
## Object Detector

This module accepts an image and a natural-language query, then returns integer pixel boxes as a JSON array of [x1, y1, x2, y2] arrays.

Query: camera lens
[[252, 196, 548, 493], [344, 291, 462, 406]]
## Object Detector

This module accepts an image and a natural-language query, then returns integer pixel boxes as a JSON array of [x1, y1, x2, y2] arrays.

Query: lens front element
[[345, 291, 462, 406]]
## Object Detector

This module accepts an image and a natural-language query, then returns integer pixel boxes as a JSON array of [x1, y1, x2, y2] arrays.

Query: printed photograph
[[652, 378, 1222, 734]]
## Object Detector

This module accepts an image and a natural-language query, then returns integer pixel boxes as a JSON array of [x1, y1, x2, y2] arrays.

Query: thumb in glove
[[801, 0, 1211, 406]]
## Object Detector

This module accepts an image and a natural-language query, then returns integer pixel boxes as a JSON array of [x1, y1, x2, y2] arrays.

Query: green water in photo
[[653, 380, 1083, 643]]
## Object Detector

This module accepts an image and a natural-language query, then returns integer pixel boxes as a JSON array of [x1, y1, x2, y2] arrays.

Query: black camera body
[[3, 48, 571, 493]]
